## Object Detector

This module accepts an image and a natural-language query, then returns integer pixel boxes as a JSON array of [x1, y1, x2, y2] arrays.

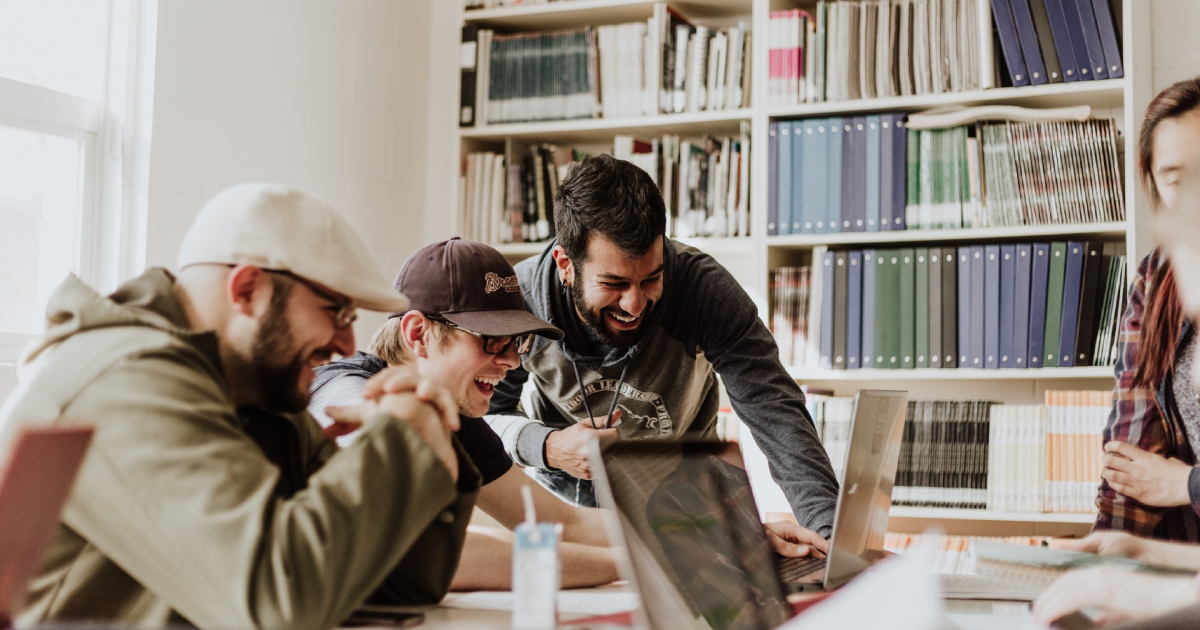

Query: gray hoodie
[[485, 239, 838, 536]]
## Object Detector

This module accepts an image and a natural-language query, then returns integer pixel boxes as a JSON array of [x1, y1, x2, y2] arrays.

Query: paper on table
[[779, 542, 943, 630], [441, 591, 640, 616]]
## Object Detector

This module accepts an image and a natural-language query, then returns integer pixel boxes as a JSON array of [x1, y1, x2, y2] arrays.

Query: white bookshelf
[[456, 0, 1154, 536]]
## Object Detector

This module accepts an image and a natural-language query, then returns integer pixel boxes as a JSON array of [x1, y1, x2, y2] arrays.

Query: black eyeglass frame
[[265, 269, 358, 329], [431, 317, 533, 356]]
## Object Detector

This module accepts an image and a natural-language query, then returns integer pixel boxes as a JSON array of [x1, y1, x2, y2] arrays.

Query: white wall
[[145, 0, 433, 343], [1151, 0, 1200, 92]]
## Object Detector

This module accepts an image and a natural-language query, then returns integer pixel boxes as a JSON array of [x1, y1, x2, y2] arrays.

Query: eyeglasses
[[267, 270, 358, 329], [434, 318, 533, 355]]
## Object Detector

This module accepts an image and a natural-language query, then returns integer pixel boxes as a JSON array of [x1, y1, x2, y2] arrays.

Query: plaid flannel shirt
[[1094, 248, 1200, 541]]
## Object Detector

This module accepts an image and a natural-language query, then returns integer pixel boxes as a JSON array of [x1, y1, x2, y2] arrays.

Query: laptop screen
[[594, 440, 793, 630]]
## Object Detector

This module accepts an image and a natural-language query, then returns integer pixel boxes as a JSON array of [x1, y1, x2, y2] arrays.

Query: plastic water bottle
[[512, 485, 561, 629]]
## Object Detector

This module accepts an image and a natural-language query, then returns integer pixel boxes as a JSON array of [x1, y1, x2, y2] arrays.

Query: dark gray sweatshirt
[[485, 238, 839, 536]]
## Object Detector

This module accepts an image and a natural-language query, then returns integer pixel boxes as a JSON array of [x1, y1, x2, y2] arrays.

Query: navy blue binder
[[1010, 0, 1050, 84], [879, 115, 895, 232], [1013, 244, 1034, 368], [820, 250, 835, 369], [970, 246, 986, 368], [776, 122, 792, 234], [1057, 241, 1087, 367], [866, 116, 882, 232], [1028, 243, 1052, 367], [891, 117, 907, 230], [985, 245, 1001, 369], [1056, 0, 1099, 80], [862, 250, 877, 368], [826, 119, 844, 234], [848, 250, 863, 369], [1072, 0, 1109, 80], [958, 247, 972, 367], [943, 249, 958, 368], [992, 0, 1032, 87], [999, 245, 1017, 368], [767, 122, 779, 235], [834, 251, 849, 368], [791, 119, 806, 235], [1090, 0, 1123, 78], [1044, 0, 1084, 81]]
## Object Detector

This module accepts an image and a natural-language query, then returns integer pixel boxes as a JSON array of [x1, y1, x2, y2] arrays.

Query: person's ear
[[400, 311, 433, 359], [552, 245, 574, 287], [226, 265, 271, 318]]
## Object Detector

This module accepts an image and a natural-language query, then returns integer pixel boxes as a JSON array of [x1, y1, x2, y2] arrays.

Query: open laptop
[[0, 426, 93, 626], [589, 389, 908, 629]]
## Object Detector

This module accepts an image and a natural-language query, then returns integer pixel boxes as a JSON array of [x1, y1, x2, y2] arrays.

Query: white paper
[[440, 590, 640, 616], [780, 543, 943, 630]]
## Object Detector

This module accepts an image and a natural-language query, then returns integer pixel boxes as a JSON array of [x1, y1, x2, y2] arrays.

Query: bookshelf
[[455, 0, 1154, 536]]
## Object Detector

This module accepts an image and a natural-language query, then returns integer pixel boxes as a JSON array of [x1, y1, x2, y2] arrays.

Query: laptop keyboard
[[777, 555, 826, 582]]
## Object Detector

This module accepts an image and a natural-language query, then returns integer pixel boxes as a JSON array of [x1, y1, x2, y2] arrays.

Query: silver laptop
[[589, 389, 908, 630]]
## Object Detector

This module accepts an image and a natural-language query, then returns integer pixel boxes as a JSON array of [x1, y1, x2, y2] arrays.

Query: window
[[0, 0, 157, 361]]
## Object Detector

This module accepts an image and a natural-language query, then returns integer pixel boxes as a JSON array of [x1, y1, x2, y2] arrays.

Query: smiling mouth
[[606, 311, 641, 330], [473, 375, 501, 395]]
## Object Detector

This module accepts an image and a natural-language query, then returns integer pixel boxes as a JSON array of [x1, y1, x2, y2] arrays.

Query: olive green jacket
[[0, 269, 480, 629]]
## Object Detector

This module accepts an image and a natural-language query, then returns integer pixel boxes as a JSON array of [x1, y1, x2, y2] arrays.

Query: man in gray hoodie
[[486, 155, 840, 545]]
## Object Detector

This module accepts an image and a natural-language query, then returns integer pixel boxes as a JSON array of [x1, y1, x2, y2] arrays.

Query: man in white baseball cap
[[0, 183, 480, 628]]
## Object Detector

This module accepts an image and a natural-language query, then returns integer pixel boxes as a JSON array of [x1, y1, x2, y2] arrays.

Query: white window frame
[[0, 0, 158, 363]]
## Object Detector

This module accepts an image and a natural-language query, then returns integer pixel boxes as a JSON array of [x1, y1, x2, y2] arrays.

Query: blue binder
[[999, 245, 1017, 368], [985, 245, 1001, 369], [891, 117, 907, 230], [1072, 0, 1109, 80], [1013, 244, 1034, 368], [791, 118, 806, 235], [826, 119, 844, 234], [1090, 0, 1123, 78], [879, 115, 895, 232], [862, 250, 877, 368], [767, 122, 779, 235], [800, 120, 822, 233], [776, 122, 793, 234], [991, 0, 1032, 86], [1010, 0, 1050, 84], [1028, 243, 1052, 367], [834, 251, 848, 368], [1057, 241, 1087, 367], [1056, 0, 1100, 80], [848, 250, 863, 369], [866, 116, 882, 232], [970, 246, 986, 368], [848, 117, 868, 232], [958, 247, 972, 367], [820, 250, 835, 369], [839, 118, 856, 233], [1043, 0, 1084, 81]]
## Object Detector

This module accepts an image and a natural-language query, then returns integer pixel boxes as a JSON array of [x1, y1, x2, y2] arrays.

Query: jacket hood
[[311, 351, 387, 395], [21, 268, 205, 366]]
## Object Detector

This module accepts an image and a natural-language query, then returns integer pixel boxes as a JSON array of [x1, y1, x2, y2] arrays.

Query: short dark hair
[[554, 154, 666, 263]]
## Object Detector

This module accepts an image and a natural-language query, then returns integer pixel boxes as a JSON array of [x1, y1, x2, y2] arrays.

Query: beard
[[250, 282, 310, 413], [571, 274, 655, 349]]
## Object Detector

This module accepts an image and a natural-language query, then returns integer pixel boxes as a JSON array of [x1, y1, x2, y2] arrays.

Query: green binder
[[900, 248, 916, 369], [1043, 242, 1068, 368], [916, 248, 930, 368], [877, 249, 901, 369]]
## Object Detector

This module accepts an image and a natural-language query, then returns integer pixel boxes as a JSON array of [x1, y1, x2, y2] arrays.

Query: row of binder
[[992, 0, 1123, 87], [771, 241, 1127, 371], [767, 115, 1123, 235]]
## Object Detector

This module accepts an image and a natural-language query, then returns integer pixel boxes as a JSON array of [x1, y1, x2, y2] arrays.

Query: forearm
[[450, 527, 620, 591], [1140, 538, 1200, 572]]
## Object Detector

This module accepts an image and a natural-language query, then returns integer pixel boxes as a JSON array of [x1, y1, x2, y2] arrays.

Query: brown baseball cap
[[391, 238, 563, 340]]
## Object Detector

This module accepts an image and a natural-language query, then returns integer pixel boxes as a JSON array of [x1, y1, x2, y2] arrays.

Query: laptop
[[589, 389, 908, 630], [0, 426, 94, 626]]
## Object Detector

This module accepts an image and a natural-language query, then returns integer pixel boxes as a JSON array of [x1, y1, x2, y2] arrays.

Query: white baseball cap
[[177, 183, 409, 312]]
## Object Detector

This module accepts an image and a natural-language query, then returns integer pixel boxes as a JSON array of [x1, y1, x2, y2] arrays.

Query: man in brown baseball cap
[[311, 237, 620, 590], [0, 183, 478, 628]]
